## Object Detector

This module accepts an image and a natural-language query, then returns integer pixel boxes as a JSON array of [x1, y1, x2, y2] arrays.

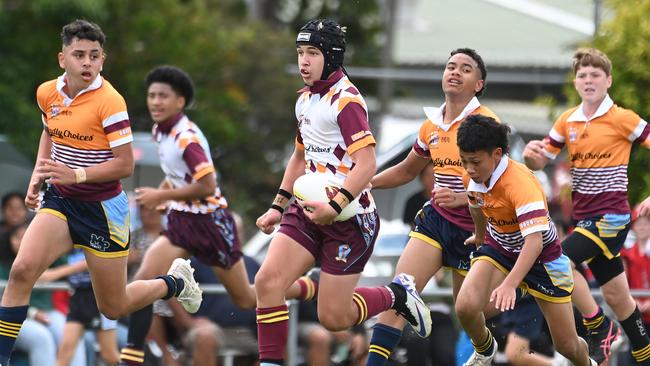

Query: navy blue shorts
[[501, 296, 545, 340], [40, 186, 129, 258], [163, 209, 242, 269], [471, 244, 573, 303], [409, 202, 473, 274]]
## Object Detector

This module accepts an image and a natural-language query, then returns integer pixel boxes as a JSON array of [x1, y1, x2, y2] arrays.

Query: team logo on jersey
[[335, 244, 352, 263], [428, 131, 440, 149], [569, 127, 578, 142], [298, 114, 311, 129], [51, 104, 61, 118]]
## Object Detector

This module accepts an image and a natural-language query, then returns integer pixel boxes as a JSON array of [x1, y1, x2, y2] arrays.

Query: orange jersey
[[413, 97, 499, 231], [544, 95, 650, 219], [37, 74, 132, 200], [464, 158, 562, 262]]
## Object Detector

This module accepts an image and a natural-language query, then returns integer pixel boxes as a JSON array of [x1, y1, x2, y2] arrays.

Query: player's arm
[[148, 174, 215, 203], [256, 147, 306, 234], [36, 142, 134, 185], [25, 129, 53, 208], [37, 260, 88, 282], [371, 149, 429, 189], [342, 144, 376, 197], [523, 139, 549, 171], [466, 205, 487, 247]]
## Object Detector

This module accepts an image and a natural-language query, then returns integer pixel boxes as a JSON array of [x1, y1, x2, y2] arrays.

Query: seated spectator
[[621, 206, 650, 364], [40, 248, 120, 366], [0, 224, 57, 365], [402, 163, 434, 228], [501, 296, 554, 366], [0, 192, 29, 234]]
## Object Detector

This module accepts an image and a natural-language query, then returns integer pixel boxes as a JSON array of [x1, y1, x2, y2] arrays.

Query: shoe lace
[[598, 324, 619, 363]]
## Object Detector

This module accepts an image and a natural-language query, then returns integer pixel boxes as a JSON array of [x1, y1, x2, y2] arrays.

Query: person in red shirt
[[621, 208, 650, 326]]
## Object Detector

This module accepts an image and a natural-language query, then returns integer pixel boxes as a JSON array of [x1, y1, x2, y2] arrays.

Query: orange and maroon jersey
[[413, 97, 499, 232], [37, 74, 132, 201], [464, 158, 562, 262], [544, 95, 650, 219]]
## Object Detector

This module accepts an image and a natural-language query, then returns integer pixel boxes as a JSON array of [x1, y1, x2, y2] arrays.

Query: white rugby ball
[[293, 173, 360, 221]]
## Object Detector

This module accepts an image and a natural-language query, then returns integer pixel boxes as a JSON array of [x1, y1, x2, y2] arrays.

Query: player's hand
[[433, 187, 466, 208], [302, 200, 338, 225], [464, 234, 483, 248], [638, 196, 650, 217], [35, 159, 76, 185], [490, 282, 517, 312], [25, 176, 44, 210], [522, 139, 547, 161], [256, 208, 282, 234], [135, 187, 165, 210], [34, 310, 50, 325]]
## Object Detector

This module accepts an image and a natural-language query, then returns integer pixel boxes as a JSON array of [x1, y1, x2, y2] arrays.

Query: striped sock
[[582, 307, 605, 331], [472, 327, 495, 357], [257, 304, 289, 365], [352, 287, 393, 325], [0, 305, 28, 365], [366, 323, 402, 366], [621, 307, 650, 364], [296, 275, 318, 301], [118, 347, 145, 365]]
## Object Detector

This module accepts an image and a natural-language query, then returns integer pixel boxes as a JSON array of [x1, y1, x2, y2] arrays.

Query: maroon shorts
[[278, 202, 380, 275], [163, 209, 242, 268]]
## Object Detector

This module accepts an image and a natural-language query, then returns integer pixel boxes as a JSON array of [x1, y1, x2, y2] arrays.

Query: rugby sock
[[620, 306, 650, 363], [119, 304, 153, 365], [296, 275, 318, 301], [157, 275, 184, 300], [352, 287, 393, 324], [472, 327, 495, 357], [257, 304, 289, 365], [582, 306, 606, 331], [0, 305, 28, 365], [366, 323, 402, 366]]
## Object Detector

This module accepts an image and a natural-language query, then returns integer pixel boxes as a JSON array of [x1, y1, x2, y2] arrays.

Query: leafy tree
[[591, 0, 650, 205]]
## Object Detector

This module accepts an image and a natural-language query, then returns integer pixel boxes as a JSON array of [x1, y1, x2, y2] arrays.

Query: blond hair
[[572, 48, 612, 76]]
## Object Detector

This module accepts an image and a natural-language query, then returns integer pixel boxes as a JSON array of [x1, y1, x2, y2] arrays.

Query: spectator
[[0, 224, 57, 365], [402, 163, 434, 228], [0, 192, 29, 233], [621, 206, 650, 364]]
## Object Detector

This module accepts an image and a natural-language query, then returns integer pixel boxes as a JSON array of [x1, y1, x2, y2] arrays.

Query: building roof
[[394, 0, 596, 68]]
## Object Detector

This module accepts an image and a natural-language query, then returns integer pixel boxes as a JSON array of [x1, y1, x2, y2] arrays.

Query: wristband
[[270, 204, 284, 214], [328, 199, 343, 214], [278, 188, 292, 200], [338, 187, 355, 202], [74, 168, 87, 184]]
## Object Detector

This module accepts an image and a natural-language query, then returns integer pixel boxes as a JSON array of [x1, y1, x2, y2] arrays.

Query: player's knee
[[254, 268, 285, 297], [454, 293, 480, 320], [193, 325, 220, 349], [308, 326, 333, 348], [7, 259, 40, 287], [99, 349, 120, 365], [554, 337, 582, 360], [97, 303, 127, 320], [318, 311, 352, 331]]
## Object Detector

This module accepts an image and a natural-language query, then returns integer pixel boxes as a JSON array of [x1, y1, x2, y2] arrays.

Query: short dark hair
[[457, 115, 510, 154], [450, 48, 487, 97], [1, 192, 23, 211], [145, 65, 195, 108], [61, 19, 105, 47]]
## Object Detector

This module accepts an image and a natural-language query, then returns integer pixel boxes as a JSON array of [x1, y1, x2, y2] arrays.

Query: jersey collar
[[567, 94, 614, 122], [467, 156, 509, 193], [56, 73, 103, 106], [422, 97, 481, 132], [298, 69, 345, 96], [154, 113, 186, 136]]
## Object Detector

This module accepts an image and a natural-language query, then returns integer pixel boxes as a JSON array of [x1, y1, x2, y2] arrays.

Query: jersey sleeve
[[620, 110, 650, 149], [412, 121, 432, 158], [36, 83, 50, 128], [462, 173, 479, 208], [508, 179, 550, 238], [543, 116, 567, 160], [336, 90, 375, 155], [180, 138, 215, 181], [99, 92, 132, 148]]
